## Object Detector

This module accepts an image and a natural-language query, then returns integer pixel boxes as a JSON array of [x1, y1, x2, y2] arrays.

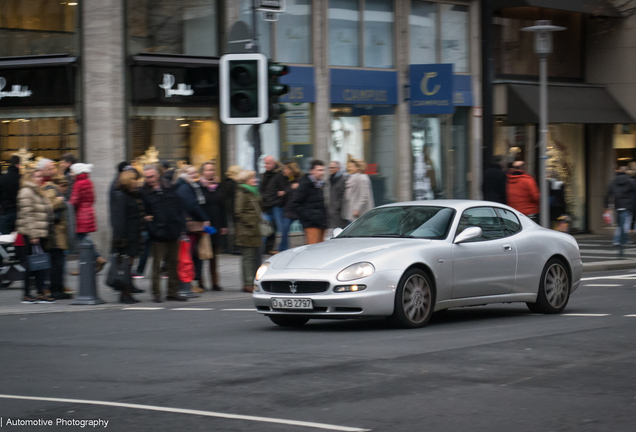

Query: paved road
[[1, 270, 636, 432]]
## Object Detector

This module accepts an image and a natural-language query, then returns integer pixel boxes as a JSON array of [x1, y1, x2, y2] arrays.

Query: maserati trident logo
[[289, 282, 297, 293]]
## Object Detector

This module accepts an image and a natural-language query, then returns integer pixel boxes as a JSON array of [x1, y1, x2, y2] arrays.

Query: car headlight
[[255, 262, 270, 281], [337, 262, 375, 281]]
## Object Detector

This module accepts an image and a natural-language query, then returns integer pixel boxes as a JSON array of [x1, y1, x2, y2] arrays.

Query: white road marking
[[0, 394, 369, 432], [584, 284, 623, 287], [624, 314, 636, 317], [581, 275, 636, 281], [171, 308, 214, 311], [221, 308, 256, 311], [122, 307, 165, 310], [563, 313, 610, 317]]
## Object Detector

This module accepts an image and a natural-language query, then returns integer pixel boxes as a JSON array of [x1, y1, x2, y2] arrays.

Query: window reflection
[[329, 0, 360, 67], [363, 0, 393, 68]]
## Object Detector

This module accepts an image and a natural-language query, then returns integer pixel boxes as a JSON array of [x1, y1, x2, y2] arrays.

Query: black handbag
[[27, 244, 51, 272], [106, 253, 130, 290]]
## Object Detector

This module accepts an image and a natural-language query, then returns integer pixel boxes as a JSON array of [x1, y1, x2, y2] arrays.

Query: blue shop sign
[[330, 69, 398, 105], [409, 64, 453, 114], [453, 74, 473, 107], [280, 66, 315, 103]]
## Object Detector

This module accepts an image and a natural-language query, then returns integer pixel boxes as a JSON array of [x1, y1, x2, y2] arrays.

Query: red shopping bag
[[177, 236, 195, 283]]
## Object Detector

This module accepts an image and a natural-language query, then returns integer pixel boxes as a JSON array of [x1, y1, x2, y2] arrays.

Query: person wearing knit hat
[[69, 162, 106, 273]]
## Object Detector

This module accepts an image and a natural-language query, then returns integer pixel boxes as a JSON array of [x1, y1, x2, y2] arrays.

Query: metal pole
[[252, 0, 259, 53], [539, 55, 549, 228]]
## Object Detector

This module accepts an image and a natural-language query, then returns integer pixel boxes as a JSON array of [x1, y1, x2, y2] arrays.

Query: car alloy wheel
[[391, 268, 435, 328], [527, 258, 571, 314]]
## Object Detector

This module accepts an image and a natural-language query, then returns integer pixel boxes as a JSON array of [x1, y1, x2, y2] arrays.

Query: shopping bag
[[106, 253, 130, 290], [198, 233, 214, 260], [259, 218, 274, 237], [27, 244, 50, 272], [603, 209, 614, 226], [177, 236, 195, 283]]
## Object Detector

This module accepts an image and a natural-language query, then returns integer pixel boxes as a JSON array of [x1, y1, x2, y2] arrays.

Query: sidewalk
[[573, 229, 636, 272]]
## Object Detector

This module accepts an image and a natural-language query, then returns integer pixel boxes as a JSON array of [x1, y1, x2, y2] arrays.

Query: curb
[[583, 260, 636, 273]]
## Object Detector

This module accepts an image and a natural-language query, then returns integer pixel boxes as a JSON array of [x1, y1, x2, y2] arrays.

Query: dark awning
[[507, 83, 635, 124], [492, 0, 621, 16], [0, 54, 77, 69]]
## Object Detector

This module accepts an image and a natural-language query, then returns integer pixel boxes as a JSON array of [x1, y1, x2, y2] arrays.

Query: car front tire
[[268, 315, 310, 327], [390, 268, 435, 329], [527, 258, 571, 314]]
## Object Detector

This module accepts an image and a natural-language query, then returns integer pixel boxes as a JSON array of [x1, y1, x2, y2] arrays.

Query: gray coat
[[329, 171, 348, 229], [342, 173, 375, 222]]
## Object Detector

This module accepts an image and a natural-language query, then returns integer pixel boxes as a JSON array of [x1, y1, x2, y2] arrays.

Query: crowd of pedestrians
[[0, 152, 379, 305]]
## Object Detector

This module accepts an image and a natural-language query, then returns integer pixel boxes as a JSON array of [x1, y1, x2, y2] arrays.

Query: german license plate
[[271, 298, 313, 309]]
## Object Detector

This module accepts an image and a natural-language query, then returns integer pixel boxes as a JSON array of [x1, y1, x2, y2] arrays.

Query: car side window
[[495, 208, 522, 237], [456, 207, 505, 242]]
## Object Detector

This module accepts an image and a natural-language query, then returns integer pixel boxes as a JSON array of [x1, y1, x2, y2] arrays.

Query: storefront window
[[329, 106, 396, 205], [130, 108, 220, 170], [277, 0, 312, 64], [411, 115, 447, 200], [329, 0, 360, 67], [0, 0, 78, 57], [363, 0, 393, 68], [409, 1, 437, 65], [127, 0, 219, 56], [440, 4, 468, 73], [451, 108, 470, 199]]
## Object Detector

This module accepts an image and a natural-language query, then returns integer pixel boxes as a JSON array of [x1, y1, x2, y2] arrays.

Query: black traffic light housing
[[267, 62, 289, 122], [220, 53, 268, 124]]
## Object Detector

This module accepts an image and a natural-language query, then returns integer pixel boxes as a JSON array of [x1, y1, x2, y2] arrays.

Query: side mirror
[[454, 226, 482, 244], [332, 228, 343, 238]]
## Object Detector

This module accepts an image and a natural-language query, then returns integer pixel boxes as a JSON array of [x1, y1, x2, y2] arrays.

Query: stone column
[[395, 0, 411, 202], [81, 0, 126, 252], [313, 0, 330, 164]]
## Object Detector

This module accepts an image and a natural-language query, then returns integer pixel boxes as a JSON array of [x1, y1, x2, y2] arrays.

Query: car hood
[[270, 237, 432, 270]]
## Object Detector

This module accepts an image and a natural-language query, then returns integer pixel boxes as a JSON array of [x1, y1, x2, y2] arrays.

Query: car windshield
[[337, 206, 455, 239]]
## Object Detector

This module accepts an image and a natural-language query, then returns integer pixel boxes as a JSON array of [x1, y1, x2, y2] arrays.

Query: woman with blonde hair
[[16, 168, 54, 303], [173, 164, 210, 293], [279, 161, 303, 252], [234, 170, 261, 292], [342, 158, 375, 222]]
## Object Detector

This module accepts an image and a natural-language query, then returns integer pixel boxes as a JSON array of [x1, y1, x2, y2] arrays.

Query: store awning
[[492, 0, 621, 16], [507, 84, 635, 124], [0, 54, 77, 69]]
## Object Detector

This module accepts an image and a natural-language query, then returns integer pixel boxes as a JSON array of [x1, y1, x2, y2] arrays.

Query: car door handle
[[503, 245, 513, 252]]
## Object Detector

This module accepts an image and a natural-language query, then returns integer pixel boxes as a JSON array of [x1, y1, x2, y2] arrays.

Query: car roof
[[378, 200, 520, 214]]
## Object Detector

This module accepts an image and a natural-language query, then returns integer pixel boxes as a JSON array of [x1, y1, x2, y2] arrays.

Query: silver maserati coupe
[[252, 200, 582, 328]]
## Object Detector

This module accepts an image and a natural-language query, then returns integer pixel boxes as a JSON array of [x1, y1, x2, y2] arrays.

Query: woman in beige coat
[[342, 159, 375, 222], [16, 169, 54, 303]]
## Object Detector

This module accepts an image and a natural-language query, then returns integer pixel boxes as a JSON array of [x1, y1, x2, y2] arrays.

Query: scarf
[[240, 183, 260, 196], [309, 175, 325, 189]]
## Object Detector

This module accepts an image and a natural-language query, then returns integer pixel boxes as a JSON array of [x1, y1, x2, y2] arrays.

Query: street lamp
[[521, 20, 565, 228]]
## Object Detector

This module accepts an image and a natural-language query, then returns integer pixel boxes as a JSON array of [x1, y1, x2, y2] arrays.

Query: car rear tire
[[268, 315, 310, 327], [390, 268, 435, 329], [526, 258, 571, 314]]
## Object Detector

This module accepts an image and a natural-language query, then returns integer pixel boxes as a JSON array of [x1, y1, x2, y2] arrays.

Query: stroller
[[0, 232, 24, 288]]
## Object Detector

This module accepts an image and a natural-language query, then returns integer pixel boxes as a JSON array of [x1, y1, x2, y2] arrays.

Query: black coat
[[174, 178, 209, 222], [111, 190, 143, 256], [141, 180, 185, 242], [0, 165, 20, 215], [482, 164, 507, 204], [289, 175, 327, 229], [198, 181, 227, 245], [282, 176, 301, 220], [605, 173, 636, 211], [260, 169, 285, 211]]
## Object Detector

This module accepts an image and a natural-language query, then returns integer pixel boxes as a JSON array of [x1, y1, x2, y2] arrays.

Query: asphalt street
[[1, 269, 636, 432]]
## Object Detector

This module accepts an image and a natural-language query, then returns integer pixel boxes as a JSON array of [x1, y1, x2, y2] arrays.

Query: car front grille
[[261, 281, 330, 294]]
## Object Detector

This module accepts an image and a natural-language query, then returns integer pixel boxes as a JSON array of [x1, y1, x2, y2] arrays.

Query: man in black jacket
[[290, 160, 327, 244], [0, 156, 20, 234], [260, 156, 285, 254], [605, 165, 636, 247], [141, 164, 187, 302], [482, 155, 507, 204]]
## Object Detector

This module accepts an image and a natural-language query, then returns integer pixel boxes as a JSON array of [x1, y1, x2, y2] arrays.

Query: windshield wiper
[[370, 233, 414, 238]]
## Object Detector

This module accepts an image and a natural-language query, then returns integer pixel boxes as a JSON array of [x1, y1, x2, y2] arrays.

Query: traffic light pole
[[251, 0, 261, 174]]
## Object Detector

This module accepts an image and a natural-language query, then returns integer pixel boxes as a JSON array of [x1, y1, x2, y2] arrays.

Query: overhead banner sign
[[132, 65, 218, 106], [0, 66, 74, 108], [409, 64, 453, 114], [279, 66, 315, 103], [330, 69, 398, 105]]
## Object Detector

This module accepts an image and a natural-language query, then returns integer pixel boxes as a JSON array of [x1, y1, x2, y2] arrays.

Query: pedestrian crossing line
[[221, 308, 256, 311], [122, 307, 165, 310], [563, 313, 611, 317], [170, 308, 214, 311]]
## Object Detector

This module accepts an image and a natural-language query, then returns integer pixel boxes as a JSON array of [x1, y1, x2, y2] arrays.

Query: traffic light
[[267, 62, 289, 122], [220, 53, 268, 125]]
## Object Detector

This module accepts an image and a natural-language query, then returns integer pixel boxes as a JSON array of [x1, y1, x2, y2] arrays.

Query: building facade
[[0, 0, 483, 249]]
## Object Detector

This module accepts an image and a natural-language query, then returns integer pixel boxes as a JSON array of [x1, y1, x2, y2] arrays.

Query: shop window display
[[410, 115, 446, 200]]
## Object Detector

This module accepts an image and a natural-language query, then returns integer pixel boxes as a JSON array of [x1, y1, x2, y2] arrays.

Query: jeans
[[77, 233, 101, 259], [614, 210, 632, 246], [0, 212, 16, 234], [262, 207, 285, 252], [279, 217, 294, 252]]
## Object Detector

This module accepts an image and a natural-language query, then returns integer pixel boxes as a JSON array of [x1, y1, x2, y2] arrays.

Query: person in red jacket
[[69, 163, 107, 272], [506, 161, 540, 219]]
